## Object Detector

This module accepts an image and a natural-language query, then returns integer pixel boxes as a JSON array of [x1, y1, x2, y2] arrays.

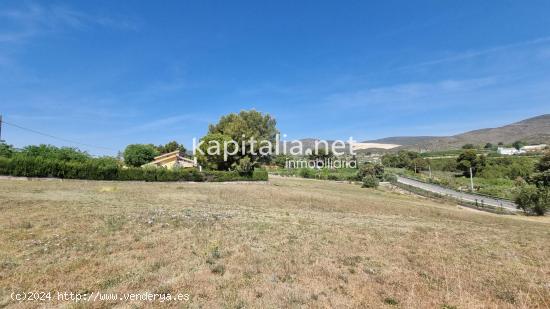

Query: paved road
[[396, 176, 520, 212]]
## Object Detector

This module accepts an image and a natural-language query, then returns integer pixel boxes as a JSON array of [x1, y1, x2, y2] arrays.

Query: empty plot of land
[[0, 178, 549, 308]]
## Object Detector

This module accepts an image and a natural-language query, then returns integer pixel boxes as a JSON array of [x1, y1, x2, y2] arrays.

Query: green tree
[[0, 143, 14, 158], [20, 144, 90, 162], [156, 141, 186, 155], [512, 140, 525, 150], [381, 153, 400, 167], [514, 185, 549, 215], [201, 110, 278, 170], [536, 152, 550, 173], [196, 133, 235, 171], [307, 148, 334, 162], [410, 157, 429, 173], [462, 143, 475, 149], [123, 144, 159, 167], [531, 152, 550, 188], [484, 143, 493, 149], [273, 154, 292, 168], [357, 162, 384, 180], [513, 153, 550, 215], [456, 149, 486, 177]]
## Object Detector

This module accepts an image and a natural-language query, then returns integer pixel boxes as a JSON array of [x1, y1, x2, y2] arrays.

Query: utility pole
[[0, 114, 4, 143], [469, 167, 474, 191]]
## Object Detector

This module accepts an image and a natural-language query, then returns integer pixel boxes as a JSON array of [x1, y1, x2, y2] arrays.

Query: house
[[497, 147, 525, 155], [142, 150, 197, 169], [521, 144, 547, 152]]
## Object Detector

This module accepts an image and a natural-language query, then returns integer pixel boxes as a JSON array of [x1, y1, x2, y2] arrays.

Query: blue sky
[[1, 1, 549, 155]]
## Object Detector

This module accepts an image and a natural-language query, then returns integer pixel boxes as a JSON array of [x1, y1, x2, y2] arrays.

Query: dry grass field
[[0, 176, 549, 308]]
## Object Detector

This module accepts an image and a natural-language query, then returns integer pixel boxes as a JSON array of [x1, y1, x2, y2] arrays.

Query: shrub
[[233, 156, 254, 176], [0, 157, 262, 182], [252, 169, 268, 181], [514, 185, 549, 215], [382, 172, 397, 183], [0, 143, 15, 158], [19, 144, 90, 162], [357, 163, 384, 180], [298, 168, 315, 178], [362, 175, 379, 188]]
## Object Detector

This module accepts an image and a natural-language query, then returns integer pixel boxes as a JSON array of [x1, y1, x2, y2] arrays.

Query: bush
[[19, 144, 90, 162], [0, 157, 263, 182], [298, 168, 315, 178], [514, 185, 549, 216], [0, 143, 15, 158], [362, 175, 379, 188], [252, 169, 268, 181], [382, 172, 397, 183], [357, 163, 384, 180], [233, 156, 254, 176]]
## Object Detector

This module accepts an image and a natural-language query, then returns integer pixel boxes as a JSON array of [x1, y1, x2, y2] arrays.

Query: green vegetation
[[0, 143, 14, 158], [0, 156, 267, 182], [514, 153, 550, 215], [0, 143, 267, 182], [272, 167, 358, 181], [198, 110, 278, 171], [123, 144, 160, 167], [155, 140, 186, 154], [512, 140, 525, 150], [271, 161, 396, 191], [456, 149, 486, 177], [361, 175, 379, 188], [20, 144, 91, 162], [382, 150, 428, 172], [385, 148, 547, 203]]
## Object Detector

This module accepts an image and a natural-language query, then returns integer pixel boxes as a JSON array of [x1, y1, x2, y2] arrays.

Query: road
[[396, 176, 520, 212]]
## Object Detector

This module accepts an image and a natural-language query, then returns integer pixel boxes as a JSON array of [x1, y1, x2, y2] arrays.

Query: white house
[[497, 147, 525, 155], [521, 144, 547, 152]]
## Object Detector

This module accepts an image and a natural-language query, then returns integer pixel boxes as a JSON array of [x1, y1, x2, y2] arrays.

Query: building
[[497, 144, 547, 155], [521, 144, 547, 152], [497, 147, 525, 155], [142, 150, 197, 169]]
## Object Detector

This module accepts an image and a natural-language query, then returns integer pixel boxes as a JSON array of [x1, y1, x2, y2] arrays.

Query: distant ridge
[[367, 114, 550, 151], [281, 114, 549, 153]]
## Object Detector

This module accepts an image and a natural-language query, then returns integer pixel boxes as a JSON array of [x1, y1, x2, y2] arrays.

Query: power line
[[2, 119, 116, 151]]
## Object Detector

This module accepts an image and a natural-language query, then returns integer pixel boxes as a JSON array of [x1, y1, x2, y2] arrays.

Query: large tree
[[199, 110, 278, 171], [456, 149, 486, 177], [123, 144, 159, 167], [156, 141, 186, 155], [514, 152, 550, 215]]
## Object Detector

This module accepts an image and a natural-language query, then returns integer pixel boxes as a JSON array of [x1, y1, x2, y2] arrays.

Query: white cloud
[[0, 2, 137, 44], [325, 77, 498, 108], [397, 36, 550, 71]]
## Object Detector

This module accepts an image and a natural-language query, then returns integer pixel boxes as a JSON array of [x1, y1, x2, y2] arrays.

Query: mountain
[[363, 136, 436, 146], [367, 114, 550, 151]]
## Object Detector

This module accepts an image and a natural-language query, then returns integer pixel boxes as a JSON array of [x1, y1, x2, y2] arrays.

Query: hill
[[368, 114, 550, 151]]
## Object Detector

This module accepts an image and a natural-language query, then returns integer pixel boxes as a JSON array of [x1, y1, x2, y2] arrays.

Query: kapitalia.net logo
[[192, 134, 358, 169]]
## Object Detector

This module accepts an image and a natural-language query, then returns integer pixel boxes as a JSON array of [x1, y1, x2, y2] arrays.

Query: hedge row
[[0, 157, 268, 182]]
